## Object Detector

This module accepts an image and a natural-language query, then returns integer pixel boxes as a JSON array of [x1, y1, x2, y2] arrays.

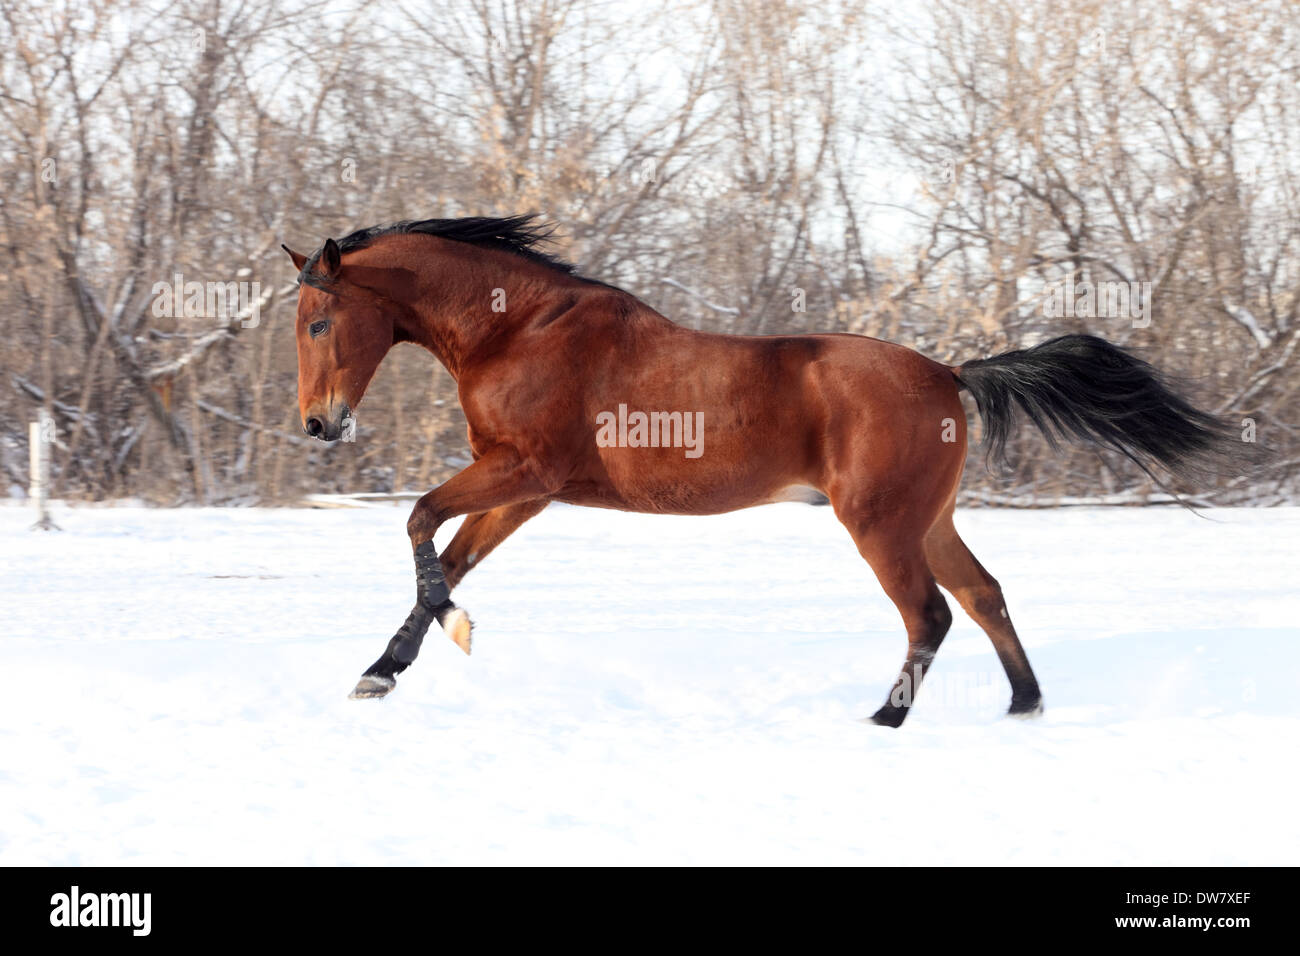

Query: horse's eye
[[309, 319, 329, 337]]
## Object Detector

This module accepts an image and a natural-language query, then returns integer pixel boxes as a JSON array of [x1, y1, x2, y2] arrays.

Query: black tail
[[953, 334, 1242, 489]]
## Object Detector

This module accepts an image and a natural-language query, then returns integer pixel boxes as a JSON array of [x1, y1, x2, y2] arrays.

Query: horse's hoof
[[1007, 696, 1044, 719], [866, 704, 907, 728], [349, 675, 396, 699], [442, 607, 473, 656]]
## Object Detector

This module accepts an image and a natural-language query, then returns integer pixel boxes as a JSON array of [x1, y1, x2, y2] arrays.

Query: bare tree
[[0, 0, 1294, 506]]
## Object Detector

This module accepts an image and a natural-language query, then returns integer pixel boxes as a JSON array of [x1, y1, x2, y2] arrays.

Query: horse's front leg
[[349, 446, 545, 699]]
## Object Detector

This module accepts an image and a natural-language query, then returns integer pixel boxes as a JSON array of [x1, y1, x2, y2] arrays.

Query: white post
[[29, 408, 58, 530]]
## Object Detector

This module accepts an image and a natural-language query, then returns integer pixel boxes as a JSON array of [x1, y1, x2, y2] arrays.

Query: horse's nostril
[[305, 417, 324, 437]]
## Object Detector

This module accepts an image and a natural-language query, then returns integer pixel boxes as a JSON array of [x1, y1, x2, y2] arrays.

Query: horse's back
[[540, 317, 965, 515]]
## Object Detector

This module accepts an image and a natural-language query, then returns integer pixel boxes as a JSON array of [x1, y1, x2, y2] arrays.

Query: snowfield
[[1, 501, 1297, 866]]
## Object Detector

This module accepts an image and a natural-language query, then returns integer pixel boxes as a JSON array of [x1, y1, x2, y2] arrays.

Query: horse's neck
[[401, 266, 563, 378]]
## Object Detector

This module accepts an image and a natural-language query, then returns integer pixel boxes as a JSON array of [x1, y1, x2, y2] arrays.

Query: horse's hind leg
[[924, 510, 1043, 717], [838, 510, 954, 728]]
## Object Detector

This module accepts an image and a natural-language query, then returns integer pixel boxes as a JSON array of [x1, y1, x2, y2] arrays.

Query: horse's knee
[[406, 492, 448, 543]]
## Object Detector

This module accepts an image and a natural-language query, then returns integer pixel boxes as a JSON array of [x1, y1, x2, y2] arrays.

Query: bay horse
[[281, 215, 1236, 727]]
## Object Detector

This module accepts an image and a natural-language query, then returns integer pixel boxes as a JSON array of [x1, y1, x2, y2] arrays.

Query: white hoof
[[442, 607, 473, 655]]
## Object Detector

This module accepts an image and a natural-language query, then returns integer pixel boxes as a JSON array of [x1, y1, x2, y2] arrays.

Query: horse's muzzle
[[303, 405, 352, 442]]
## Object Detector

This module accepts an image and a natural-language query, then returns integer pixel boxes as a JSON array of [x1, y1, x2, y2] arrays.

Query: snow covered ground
[[1, 501, 1296, 865]]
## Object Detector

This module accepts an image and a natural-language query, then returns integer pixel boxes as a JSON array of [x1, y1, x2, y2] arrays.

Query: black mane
[[300, 214, 589, 290]]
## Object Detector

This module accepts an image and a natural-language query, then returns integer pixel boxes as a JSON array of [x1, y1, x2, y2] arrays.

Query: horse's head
[[283, 239, 396, 441]]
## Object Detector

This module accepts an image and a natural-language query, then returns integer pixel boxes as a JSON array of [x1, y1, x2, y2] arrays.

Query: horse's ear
[[281, 244, 308, 271], [313, 237, 342, 282]]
